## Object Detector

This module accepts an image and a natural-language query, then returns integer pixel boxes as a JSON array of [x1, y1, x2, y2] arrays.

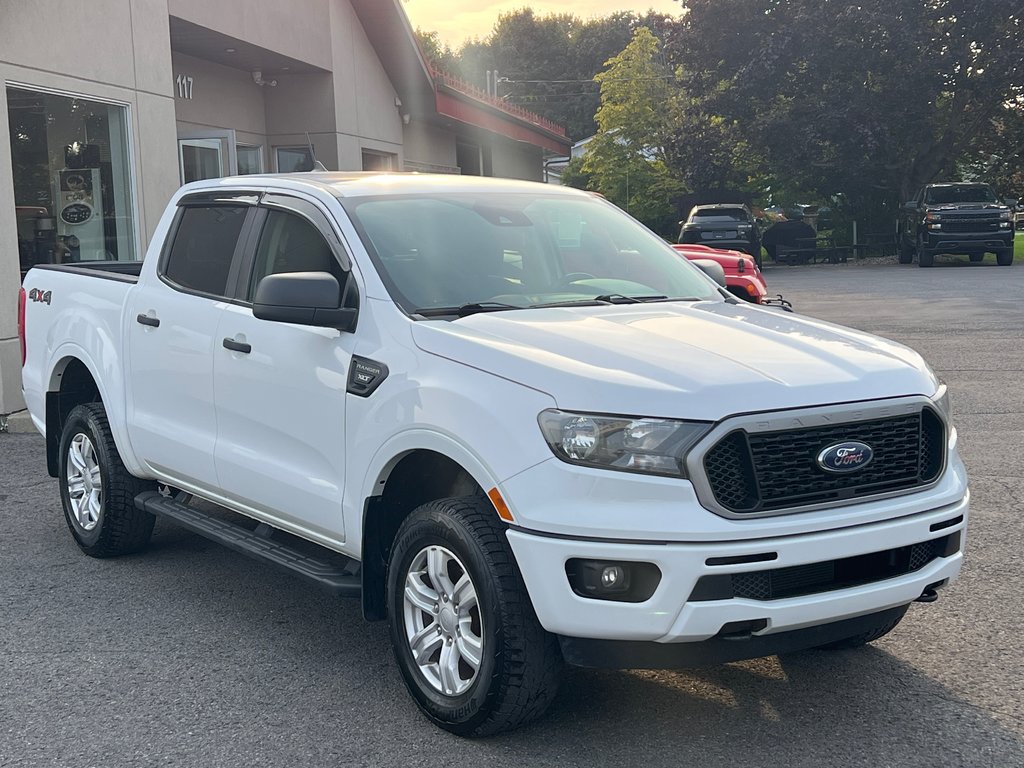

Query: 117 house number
[[175, 74, 194, 99]]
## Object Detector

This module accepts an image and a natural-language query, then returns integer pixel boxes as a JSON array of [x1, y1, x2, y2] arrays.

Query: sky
[[402, 0, 683, 47]]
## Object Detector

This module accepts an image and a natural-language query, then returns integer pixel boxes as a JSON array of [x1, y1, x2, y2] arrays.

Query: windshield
[[343, 192, 721, 315], [924, 185, 998, 205]]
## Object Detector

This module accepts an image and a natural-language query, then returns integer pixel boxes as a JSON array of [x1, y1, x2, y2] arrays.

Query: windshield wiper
[[414, 302, 525, 318], [593, 293, 669, 304]]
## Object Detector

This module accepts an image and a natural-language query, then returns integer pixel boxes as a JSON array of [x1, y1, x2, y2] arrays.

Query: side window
[[248, 209, 346, 301], [163, 205, 248, 296]]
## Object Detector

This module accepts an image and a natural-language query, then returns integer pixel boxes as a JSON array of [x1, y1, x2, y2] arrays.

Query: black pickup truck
[[900, 183, 1017, 267]]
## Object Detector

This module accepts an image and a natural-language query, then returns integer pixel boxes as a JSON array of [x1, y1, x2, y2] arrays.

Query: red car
[[672, 244, 771, 304]]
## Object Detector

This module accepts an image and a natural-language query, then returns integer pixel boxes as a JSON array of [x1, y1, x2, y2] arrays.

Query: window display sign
[[7, 87, 136, 277]]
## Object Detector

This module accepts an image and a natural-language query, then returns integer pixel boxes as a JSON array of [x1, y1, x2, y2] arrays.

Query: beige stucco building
[[0, 0, 569, 423]]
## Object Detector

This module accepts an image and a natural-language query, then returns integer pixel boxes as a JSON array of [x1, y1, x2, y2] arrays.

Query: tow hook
[[916, 580, 946, 603]]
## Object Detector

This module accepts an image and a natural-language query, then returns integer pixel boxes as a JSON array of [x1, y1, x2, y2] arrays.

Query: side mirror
[[903, 201, 918, 212], [1004, 198, 1019, 209], [691, 258, 727, 288], [253, 271, 357, 332]]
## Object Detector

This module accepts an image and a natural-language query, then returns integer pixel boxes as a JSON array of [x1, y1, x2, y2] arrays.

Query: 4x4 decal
[[28, 288, 52, 305]]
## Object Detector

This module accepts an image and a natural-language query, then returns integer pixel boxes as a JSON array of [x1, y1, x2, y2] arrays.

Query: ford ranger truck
[[899, 182, 1016, 266], [19, 173, 968, 737]]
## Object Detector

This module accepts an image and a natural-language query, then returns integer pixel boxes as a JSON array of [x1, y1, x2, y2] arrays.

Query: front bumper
[[506, 492, 967, 650], [924, 230, 1013, 252], [559, 605, 909, 668]]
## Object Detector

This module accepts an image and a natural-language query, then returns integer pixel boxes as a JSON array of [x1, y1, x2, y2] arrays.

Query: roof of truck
[[189, 172, 586, 199]]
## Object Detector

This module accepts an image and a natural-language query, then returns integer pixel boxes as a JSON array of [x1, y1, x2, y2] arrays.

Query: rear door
[[212, 194, 357, 539], [126, 192, 259, 490]]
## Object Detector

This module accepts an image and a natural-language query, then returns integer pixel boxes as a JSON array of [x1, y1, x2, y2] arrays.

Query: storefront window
[[362, 149, 396, 171], [7, 86, 136, 275], [236, 144, 264, 175], [276, 146, 313, 172], [179, 138, 224, 184]]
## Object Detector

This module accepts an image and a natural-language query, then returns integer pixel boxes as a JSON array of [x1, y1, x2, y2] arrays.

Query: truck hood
[[411, 302, 937, 421]]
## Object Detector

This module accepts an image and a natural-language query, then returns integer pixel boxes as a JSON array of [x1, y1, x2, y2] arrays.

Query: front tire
[[917, 239, 935, 267], [386, 496, 562, 736], [996, 248, 1014, 266], [58, 403, 155, 557], [899, 239, 914, 264]]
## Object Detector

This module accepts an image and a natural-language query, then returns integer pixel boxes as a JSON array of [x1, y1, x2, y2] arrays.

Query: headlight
[[538, 409, 712, 478], [932, 383, 951, 420], [999, 210, 1011, 221]]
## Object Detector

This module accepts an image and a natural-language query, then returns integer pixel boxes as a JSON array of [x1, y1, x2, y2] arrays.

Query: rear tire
[[386, 496, 562, 736], [996, 248, 1014, 266], [58, 403, 155, 557], [815, 605, 908, 650]]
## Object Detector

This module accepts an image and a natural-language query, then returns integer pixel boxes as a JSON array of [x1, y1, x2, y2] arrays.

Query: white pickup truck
[[19, 173, 968, 736]]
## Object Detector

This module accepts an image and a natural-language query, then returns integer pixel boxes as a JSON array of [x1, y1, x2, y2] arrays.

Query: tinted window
[[248, 209, 345, 300], [690, 208, 749, 221], [164, 205, 248, 296]]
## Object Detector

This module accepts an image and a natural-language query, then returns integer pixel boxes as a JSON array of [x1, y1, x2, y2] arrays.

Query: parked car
[[900, 182, 1016, 267], [678, 204, 762, 267], [672, 243, 770, 304], [20, 173, 967, 736]]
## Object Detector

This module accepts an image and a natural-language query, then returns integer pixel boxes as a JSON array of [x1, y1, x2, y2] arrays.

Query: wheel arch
[[359, 438, 504, 622], [44, 353, 104, 477]]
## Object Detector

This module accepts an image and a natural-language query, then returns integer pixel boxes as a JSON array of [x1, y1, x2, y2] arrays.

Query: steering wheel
[[553, 272, 596, 290]]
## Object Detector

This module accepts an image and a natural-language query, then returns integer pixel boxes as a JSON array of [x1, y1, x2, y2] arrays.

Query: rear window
[[690, 208, 749, 222], [163, 205, 248, 297]]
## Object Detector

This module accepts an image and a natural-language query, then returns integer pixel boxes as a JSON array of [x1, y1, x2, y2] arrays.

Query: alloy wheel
[[66, 433, 102, 531], [402, 545, 484, 696]]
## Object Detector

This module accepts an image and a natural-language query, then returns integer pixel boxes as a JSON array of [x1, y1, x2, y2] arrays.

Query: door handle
[[136, 314, 160, 328], [222, 337, 251, 354]]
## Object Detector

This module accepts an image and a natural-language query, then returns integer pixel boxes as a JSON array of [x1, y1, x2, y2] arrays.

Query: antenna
[[305, 131, 329, 172]]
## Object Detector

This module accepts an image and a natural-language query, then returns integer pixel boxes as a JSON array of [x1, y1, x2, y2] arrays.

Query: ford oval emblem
[[816, 441, 873, 473]]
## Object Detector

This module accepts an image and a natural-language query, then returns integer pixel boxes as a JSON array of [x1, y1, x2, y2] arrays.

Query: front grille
[[940, 218, 1001, 233], [689, 532, 959, 602], [702, 408, 945, 515]]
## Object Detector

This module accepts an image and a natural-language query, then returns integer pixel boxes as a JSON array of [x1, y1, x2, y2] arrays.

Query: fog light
[[601, 565, 625, 589], [565, 559, 661, 602]]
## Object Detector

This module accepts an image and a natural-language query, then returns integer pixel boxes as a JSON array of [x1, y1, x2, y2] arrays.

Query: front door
[[178, 130, 237, 184], [213, 197, 355, 539], [126, 196, 255, 491]]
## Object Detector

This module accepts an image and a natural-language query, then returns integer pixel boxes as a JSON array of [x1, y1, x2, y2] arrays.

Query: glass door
[[179, 138, 224, 184]]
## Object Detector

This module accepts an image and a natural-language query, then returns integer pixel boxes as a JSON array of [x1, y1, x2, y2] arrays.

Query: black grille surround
[[939, 216, 1003, 233], [689, 532, 960, 602], [700, 406, 946, 516]]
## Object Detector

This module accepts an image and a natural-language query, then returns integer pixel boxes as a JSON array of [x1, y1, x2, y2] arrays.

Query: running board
[[135, 491, 361, 597]]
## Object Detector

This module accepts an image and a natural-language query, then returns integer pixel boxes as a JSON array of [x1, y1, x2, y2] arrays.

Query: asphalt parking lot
[[1, 262, 1022, 767]]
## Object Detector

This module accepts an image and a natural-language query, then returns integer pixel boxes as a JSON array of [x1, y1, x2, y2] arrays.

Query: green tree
[[414, 29, 459, 72], [960, 100, 1024, 199], [669, 0, 1024, 223], [418, 10, 680, 141], [583, 28, 684, 235]]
